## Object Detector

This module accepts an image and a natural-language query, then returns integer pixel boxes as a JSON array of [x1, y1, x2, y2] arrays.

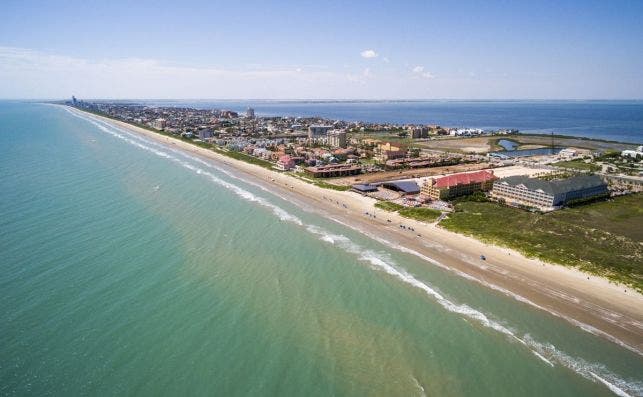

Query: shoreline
[[65, 105, 643, 355]]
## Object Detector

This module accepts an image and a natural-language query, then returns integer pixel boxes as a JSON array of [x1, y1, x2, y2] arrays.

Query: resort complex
[[491, 174, 609, 212]]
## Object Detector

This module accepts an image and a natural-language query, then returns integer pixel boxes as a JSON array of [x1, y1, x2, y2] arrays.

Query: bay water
[[139, 100, 643, 144]]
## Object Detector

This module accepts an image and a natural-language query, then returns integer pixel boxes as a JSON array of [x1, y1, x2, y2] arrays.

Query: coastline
[[65, 106, 643, 355]]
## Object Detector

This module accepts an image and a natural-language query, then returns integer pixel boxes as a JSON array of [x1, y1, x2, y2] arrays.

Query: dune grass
[[439, 194, 643, 291], [375, 201, 442, 222]]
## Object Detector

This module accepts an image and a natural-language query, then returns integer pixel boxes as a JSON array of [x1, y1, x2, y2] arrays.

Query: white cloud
[[412, 65, 435, 79], [360, 49, 378, 59], [0, 46, 349, 98]]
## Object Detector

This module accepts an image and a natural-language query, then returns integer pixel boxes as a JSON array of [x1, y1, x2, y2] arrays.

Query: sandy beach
[[69, 107, 643, 355]]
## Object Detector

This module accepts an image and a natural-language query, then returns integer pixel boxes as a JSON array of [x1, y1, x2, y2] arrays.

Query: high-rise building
[[152, 118, 167, 130], [327, 130, 347, 148], [308, 125, 333, 140], [246, 107, 255, 119]]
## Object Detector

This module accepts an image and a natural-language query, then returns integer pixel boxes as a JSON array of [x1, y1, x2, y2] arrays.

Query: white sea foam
[[523, 335, 640, 397], [328, 214, 643, 358], [66, 107, 642, 396]]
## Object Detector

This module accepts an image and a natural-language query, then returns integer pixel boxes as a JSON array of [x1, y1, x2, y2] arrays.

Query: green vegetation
[[452, 191, 489, 203], [439, 194, 643, 291], [537, 171, 577, 181], [310, 180, 351, 191], [211, 147, 274, 169], [398, 207, 442, 222], [553, 159, 600, 172], [375, 201, 405, 211], [375, 201, 442, 222]]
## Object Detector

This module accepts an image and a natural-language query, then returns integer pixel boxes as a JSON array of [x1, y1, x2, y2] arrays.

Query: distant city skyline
[[1, 0, 642, 99]]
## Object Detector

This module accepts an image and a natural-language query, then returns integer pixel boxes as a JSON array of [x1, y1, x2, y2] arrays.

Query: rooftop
[[496, 174, 607, 196], [381, 180, 421, 194], [433, 170, 496, 188]]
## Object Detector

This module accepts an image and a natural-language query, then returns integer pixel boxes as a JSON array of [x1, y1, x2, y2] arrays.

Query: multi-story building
[[374, 142, 407, 163], [422, 170, 496, 200], [152, 118, 167, 130], [491, 174, 608, 212], [308, 125, 333, 140], [198, 129, 213, 140], [305, 164, 361, 178], [246, 107, 255, 119], [327, 130, 347, 148], [408, 126, 429, 139]]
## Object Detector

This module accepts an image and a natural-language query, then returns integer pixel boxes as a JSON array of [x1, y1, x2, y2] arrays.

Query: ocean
[[1, 102, 642, 396], [136, 100, 643, 144]]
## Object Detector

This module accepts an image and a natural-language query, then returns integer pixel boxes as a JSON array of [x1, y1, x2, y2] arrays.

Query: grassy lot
[[375, 201, 442, 222], [553, 159, 600, 172], [375, 201, 405, 211], [289, 174, 352, 191], [439, 194, 643, 291], [310, 180, 351, 191]]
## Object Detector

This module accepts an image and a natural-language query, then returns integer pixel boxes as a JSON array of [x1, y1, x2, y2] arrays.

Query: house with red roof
[[421, 170, 496, 200], [276, 155, 295, 171]]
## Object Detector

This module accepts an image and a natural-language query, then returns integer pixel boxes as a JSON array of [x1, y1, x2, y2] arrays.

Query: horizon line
[[4, 98, 643, 102]]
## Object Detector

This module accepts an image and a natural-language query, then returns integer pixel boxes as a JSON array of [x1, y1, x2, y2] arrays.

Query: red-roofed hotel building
[[421, 170, 496, 200]]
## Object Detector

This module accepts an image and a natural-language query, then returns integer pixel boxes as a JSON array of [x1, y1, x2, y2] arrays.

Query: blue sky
[[1, 0, 642, 99]]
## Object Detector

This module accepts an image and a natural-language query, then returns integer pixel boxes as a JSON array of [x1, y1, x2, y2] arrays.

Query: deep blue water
[[133, 100, 643, 144]]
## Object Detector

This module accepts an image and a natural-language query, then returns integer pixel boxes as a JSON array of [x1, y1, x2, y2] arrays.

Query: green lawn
[[310, 180, 351, 191], [553, 159, 600, 172], [375, 201, 405, 211], [439, 194, 643, 291], [375, 201, 442, 222]]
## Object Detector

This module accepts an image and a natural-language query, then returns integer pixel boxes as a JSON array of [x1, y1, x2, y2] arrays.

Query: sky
[[1, 0, 642, 100]]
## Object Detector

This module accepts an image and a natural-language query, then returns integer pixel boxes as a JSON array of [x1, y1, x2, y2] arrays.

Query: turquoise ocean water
[[1, 102, 642, 396]]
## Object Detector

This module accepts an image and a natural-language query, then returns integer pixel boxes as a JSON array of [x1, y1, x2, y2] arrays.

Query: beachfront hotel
[[421, 170, 496, 200], [491, 174, 608, 212]]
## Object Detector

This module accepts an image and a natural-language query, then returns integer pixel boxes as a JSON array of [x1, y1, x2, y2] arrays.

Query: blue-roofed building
[[352, 184, 379, 193]]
